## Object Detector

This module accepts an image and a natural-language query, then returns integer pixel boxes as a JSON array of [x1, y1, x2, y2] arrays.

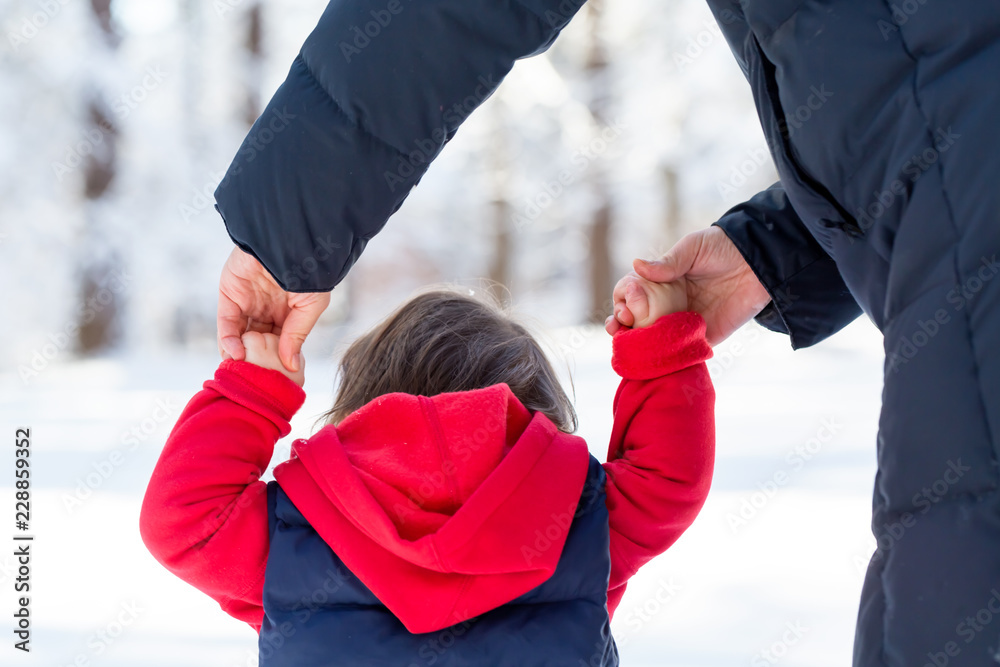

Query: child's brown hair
[[323, 289, 577, 432]]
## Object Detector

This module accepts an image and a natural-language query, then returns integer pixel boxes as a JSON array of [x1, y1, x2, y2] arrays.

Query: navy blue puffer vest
[[258, 455, 618, 667]]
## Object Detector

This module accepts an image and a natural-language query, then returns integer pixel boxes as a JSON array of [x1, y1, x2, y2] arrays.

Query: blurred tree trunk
[[76, 0, 122, 354], [584, 0, 614, 323], [662, 165, 681, 253], [243, 2, 264, 127], [487, 97, 512, 305]]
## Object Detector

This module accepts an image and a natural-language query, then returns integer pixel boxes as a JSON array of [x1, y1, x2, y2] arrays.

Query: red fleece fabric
[[139, 311, 715, 634]]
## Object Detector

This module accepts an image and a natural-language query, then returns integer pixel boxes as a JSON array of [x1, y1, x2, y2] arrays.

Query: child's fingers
[[612, 272, 633, 305], [240, 331, 268, 357], [611, 272, 640, 325], [623, 281, 650, 324], [614, 302, 635, 327], [241, 330, 262, 344]]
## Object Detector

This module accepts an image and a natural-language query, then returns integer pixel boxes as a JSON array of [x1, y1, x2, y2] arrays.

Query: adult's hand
[[217, 246, 331, 373], [606, 226, 771, 346]]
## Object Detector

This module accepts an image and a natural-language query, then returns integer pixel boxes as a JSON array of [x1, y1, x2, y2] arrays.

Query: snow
[[0, 316, 884, 666]]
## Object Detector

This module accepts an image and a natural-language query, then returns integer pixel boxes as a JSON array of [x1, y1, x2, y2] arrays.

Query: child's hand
[[606, 273, 688, 331], [241, 331, 305, 387]]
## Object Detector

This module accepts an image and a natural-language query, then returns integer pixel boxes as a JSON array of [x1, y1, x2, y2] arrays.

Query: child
[[140, 276, 714, 666]]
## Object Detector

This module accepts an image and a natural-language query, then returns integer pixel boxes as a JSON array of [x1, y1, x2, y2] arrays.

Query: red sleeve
[[139, 359, 305, 632], [601, 312, 715, 617]]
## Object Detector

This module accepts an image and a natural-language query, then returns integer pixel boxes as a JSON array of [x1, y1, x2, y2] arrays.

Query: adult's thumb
[[633, 257, 676, 283], [278, 296, 329, 373], [634, 232, 701, 283], [217, 292, 248, 361]]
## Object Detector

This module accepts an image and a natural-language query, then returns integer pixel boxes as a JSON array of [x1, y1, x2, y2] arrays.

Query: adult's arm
[[139, 360, 305, 632], [602, 311, 715, 616], [713, 183, 862, 348], [214, 0, 587, 292]]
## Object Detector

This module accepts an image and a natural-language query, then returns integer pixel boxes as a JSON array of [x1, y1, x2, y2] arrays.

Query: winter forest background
[[1, 0, 886, 665]]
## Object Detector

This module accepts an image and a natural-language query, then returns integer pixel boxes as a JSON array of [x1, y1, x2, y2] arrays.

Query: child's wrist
[[241, 332, 305, 386], [611, 312, 712, 380], [209, 359, 307, 429], [243, 358, 304, 387]]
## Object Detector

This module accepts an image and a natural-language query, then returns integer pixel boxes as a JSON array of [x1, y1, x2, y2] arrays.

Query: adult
[[213, 0, 1000, 664]]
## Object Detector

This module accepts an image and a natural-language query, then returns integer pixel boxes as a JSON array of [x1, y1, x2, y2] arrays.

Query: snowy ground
[[0, 316, 885, 666]]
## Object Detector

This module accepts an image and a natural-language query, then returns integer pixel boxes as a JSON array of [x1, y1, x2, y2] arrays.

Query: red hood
[[272, 383, 590, 633]]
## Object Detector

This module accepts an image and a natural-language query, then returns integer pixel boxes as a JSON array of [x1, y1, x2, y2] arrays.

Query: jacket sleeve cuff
[[204, 360, 306, 435], [712, 184, 862, 349], [611, 312, 713, 380]]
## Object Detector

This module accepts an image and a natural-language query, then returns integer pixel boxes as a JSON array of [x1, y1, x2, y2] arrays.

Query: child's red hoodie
[[139, 312, 714, 636]]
